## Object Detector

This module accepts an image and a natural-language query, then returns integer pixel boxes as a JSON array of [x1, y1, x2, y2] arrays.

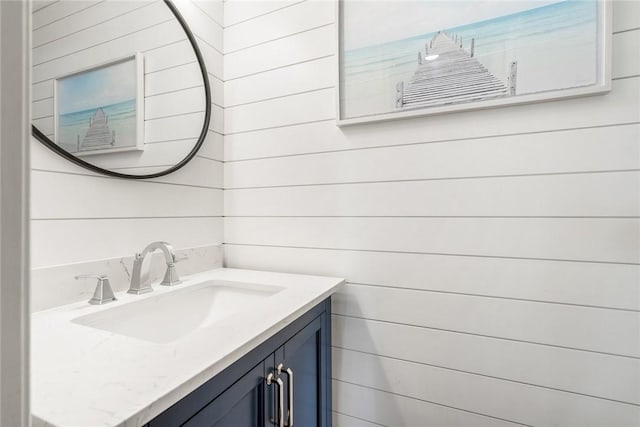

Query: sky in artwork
[[343, 0, 564, 50], [57, 58, 136, 115]]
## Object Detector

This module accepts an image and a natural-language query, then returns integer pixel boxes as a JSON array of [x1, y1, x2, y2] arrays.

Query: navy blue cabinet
[[149, 298, 331, 427]]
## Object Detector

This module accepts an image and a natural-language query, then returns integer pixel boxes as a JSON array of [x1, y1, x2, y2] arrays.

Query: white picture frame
[[54, 53, 145, 155], [336, 0, 612, 126]]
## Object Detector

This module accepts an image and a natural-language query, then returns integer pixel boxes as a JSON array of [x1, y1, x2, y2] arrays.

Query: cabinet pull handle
[[278, 364, 294, 427], [266, 372, 284, 427]]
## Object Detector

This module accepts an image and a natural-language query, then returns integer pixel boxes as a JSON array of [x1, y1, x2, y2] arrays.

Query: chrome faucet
[[127, 241, 182, 294]]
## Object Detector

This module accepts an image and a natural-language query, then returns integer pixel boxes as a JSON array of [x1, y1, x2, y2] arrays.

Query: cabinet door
[[275, 312, 330, 427], [184, 358, 270, 427]]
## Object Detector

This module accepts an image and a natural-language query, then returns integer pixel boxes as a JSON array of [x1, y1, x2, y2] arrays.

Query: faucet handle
[[75, 274, 117, 305], [158, 254, 187, 287], [160, 262, 182, 287]]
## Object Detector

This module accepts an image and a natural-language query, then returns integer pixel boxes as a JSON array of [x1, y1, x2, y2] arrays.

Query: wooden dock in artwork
[[79, 107, 115, 151], [396, 31, 517, 109]]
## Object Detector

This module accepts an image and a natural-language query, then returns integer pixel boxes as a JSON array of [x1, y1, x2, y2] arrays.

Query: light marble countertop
[[31, 268, 344, 427]]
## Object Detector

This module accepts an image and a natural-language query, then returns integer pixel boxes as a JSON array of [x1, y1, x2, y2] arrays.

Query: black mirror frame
[[31, 0, 212, 180]]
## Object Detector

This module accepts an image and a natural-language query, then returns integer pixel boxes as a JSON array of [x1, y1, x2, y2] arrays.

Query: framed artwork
[[54, 53, 144, 155], [337, 0, 611, 125]]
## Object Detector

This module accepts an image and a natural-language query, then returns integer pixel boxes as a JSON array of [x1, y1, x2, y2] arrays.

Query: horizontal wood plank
[[224, 0, 333, 53], [31, 137, 223, 189], [333, 316, 640, 405], [32, 1, 147, 48], [33, 1, 94, 29], [145, 87, 205, 120], [224, 216, 640, 264], [223, 244, 640, 311], [225, 88, 334, 133], [224, 55, 334, 107], [225, 170, 640, 217], [145, 63, 204, 97], [224, 0, 301, 27], [332, 284, 640, 357], [146, 112, 206, 143], [144, 40, 196, 74], [225, 24, 334, 80], [31, 170, 223, 219], [31, 217, 223, 268]]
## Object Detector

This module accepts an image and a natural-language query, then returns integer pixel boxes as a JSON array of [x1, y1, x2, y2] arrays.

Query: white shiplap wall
[[31, 0, 224, 269], [222, 1, 640, 426]]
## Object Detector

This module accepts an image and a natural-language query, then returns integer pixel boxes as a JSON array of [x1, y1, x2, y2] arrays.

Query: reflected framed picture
[[54, 53, 144, 156], [337, 0, 611, 125]]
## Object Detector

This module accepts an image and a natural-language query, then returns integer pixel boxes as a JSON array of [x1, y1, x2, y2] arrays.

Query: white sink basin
[[72, 280, 284, 344]]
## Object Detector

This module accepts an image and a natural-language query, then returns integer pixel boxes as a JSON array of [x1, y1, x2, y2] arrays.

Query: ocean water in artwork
[[56, 58, 138, 154], [341, 0, 598, 119], [57, 100, 137, 153]]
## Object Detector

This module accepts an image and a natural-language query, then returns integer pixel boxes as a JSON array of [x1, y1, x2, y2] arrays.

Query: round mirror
[[31, 0, 211, 179]]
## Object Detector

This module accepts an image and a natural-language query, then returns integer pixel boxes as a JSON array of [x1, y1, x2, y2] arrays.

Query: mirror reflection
[[31, 0, 210, 178]]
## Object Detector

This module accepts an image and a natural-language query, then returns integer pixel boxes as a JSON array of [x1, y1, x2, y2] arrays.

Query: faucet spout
[[127, 241, 182, 294], [140, 241, 177, 264]]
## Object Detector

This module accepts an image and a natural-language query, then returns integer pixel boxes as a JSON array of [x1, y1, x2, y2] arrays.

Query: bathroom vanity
[[31, 268, 343, 427]]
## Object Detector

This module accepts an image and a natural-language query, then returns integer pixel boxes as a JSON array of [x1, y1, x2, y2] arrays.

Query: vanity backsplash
[[31, 244, 223, 312]]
